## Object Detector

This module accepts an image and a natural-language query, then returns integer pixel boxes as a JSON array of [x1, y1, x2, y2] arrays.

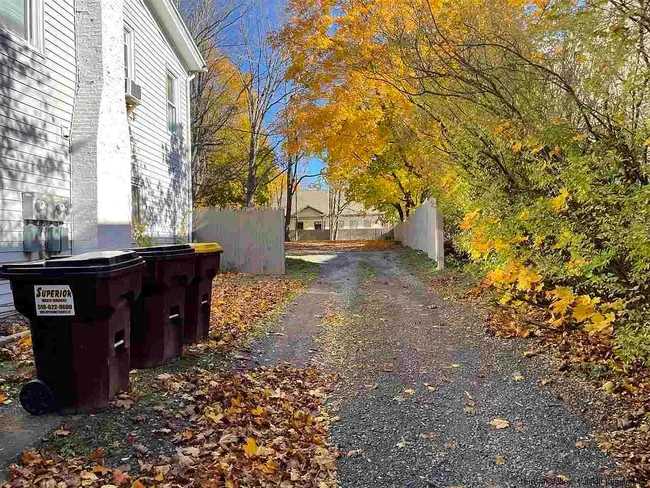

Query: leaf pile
[[0, 334, 34, 363], [3, 365, 337, 488], [286, 240, 393, 253], [207, 274, 307, 352], [0, 315, 29, 337]]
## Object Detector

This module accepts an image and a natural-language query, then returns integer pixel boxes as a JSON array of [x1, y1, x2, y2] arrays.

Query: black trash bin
[[0, 252, 145, 415], [184, 243, 223, 343], [128, 244, 195, 368]]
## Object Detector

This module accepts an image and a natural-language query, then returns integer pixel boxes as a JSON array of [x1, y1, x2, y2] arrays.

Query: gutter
[[145, 0, 207, 73]]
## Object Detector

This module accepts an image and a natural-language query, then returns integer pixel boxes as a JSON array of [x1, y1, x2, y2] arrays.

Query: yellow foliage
[[572, 295, 600, 322], [551, 188, 570, 213], [494, 239, 510, 252], [583, 312, 615, 336], [516, 268, 543, 292], [510, 236, 528, 244]]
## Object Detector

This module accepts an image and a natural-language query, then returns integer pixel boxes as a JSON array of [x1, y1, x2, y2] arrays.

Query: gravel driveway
[[246, 250, 625, 487]]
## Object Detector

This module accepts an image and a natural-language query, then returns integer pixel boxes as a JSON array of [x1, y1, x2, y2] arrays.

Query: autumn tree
[[180, 0, 246, 205], [280, 0, 650, 362]]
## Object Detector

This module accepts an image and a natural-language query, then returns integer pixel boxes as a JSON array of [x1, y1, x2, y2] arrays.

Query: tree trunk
[[245, 134, 258, 208], [284, 180, 294, 242], [393, 203, 405, 222]]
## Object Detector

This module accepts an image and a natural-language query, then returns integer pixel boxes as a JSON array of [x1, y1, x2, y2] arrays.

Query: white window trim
[[0, 0, 44, 53], [124, 24, 135, 82], [166, 69, 178, 134]]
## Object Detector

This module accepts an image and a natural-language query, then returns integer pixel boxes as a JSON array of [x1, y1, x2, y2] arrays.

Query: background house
[[284, 190, 390, 241], [0, 0, 205, 313]]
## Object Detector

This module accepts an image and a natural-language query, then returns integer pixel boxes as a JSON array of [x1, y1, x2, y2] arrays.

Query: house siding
[[0, 0, 77, 314], [125, 0, 191, 243]]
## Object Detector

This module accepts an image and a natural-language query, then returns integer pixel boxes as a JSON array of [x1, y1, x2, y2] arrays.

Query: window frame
[[0, 0, 44, 52], [350, 219, 358, 229], [166, 70, 178, 134], [124, 24, 135, 82]]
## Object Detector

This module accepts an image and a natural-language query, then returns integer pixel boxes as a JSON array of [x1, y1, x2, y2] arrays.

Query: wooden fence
[[193, 209, 285, 275]]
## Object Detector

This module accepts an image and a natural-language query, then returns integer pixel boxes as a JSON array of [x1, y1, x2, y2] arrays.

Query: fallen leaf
[[404, 388, 415, 395], [523, 350, 537, 358], [463, 405, 477, 416], [396, 439, 407, 449], [489, 418, 510, 429], [55, 428, 70, 437], [114, 398, 134, 409], [575, 440, 587, 448], [514, 422, 527, 432], [512, 373, 525, 382], [419, 431, 439, 439], [495, 455, 505, 465], [244, 437, 258, 458], [557, 473, 570, 483], [113, 469, 130, 485], [89, 447, 105, 461]]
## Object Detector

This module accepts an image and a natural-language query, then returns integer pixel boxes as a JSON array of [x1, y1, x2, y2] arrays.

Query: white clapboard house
[[0, 0, 205, 313]]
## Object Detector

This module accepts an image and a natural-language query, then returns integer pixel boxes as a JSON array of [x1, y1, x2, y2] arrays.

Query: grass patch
[[398, 248, 441, 278], [357, 260, 376, 284], [286, 257, 322, 281]]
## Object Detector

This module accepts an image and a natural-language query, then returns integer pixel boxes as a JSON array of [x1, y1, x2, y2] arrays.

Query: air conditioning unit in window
[[125, 78, 142, 106]]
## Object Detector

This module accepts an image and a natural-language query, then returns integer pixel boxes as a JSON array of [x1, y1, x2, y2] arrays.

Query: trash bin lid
[[129, 244, 195, 260], [190, 242, 223, 253], [0, 252, 143, 279], [0, 260, 46, 274], [44, 251, 141, 268]]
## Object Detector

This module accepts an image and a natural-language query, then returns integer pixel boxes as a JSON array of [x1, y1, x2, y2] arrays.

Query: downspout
[[186, 73, 195, 242]]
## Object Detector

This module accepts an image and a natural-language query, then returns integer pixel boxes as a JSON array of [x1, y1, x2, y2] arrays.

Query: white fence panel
[[393, 200, 444, 270], [193, 209, 285, 275]]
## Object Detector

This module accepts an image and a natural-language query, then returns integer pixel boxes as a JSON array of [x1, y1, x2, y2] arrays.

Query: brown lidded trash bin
[[129, 244, 195, 368], [184, 243, 223, 342], [0, 251, 145, 415]]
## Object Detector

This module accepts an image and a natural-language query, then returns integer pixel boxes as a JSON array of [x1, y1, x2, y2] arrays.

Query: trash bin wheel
[[20, 380, 55, 416]]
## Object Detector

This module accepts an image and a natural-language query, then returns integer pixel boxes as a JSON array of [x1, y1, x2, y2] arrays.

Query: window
[[166, 71, 178, 133], [315, 222, 323, 230], [0, 0, 43, 49], [296, 221, 304, 230], [364, 219, 372, 228], [350, 219, 358, 229], [124, 26, 134, 81]]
